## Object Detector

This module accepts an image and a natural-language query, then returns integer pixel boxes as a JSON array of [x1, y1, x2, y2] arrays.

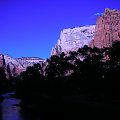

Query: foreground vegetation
[[1, 41, 120, 119]]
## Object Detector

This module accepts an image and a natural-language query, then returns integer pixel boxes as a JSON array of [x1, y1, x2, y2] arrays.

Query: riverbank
[[0, 95, 3, 102], [1, 92, 120, 120], [19, 94, 120, 120]]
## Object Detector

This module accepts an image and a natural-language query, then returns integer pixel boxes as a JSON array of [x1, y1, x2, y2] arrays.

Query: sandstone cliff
[[0, 54, 45, 76], [52, 8, 120, 55], [90, 8, 120, 48], [51, 25, 95, 55]]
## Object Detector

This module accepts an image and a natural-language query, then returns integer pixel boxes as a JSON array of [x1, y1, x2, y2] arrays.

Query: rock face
[[16, 57, 45, 69], [51, 25, 95, 55], [0, 54, 45, 76], [51, 8, 120, 55], [0, 54, 5, 67], [90, 8, 120, 48]]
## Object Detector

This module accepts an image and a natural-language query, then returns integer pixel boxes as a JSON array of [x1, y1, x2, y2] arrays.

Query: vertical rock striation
[[90, 8, 120, 48]]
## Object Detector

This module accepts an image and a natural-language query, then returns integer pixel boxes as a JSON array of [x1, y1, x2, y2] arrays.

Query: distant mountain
[[16, 57, 45, 69], [0, 54, 45, 76]]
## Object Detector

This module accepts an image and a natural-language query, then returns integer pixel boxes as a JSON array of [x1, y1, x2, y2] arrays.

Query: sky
[[0, 0, 120, 59]]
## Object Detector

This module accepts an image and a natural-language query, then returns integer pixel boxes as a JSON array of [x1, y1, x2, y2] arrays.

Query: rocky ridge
[[0, 54, 45, 76]]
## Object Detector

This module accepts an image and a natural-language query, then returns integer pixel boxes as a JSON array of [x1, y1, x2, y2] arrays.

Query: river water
[[0, 92, 46, 120], [0, 92, 23, 120]]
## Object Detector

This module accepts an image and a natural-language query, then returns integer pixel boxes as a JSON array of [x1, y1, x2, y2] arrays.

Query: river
[[0, 92, 46, 120], [2, 92, 118, 120], [0, 92, 24, 120]]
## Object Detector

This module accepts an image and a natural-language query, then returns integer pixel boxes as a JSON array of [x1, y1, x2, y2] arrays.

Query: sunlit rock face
[[16, 57, 45, 68], [51, 25, 95, 55], [0, 54, 45, 75], [51, 9, 120, 55], [90, 8, 120, 48], [4, 55, 25, 75]]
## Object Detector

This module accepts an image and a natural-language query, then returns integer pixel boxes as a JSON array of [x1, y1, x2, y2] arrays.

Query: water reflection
[[1, 93, 23, 120]]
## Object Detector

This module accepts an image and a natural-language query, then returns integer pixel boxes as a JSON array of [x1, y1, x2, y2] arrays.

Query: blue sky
[[0, 0, 120, 59]]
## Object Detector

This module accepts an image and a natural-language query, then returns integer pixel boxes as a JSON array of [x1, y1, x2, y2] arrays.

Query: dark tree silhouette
[[0, 67, 7, 98], [11, 41, 120, 119], [7, 64, 12, 77]]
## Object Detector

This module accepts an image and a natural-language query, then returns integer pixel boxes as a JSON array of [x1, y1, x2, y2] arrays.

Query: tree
[[108, 41, 120, 64], [7, 64, 12, 77], [0, 67, 7, 94]]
